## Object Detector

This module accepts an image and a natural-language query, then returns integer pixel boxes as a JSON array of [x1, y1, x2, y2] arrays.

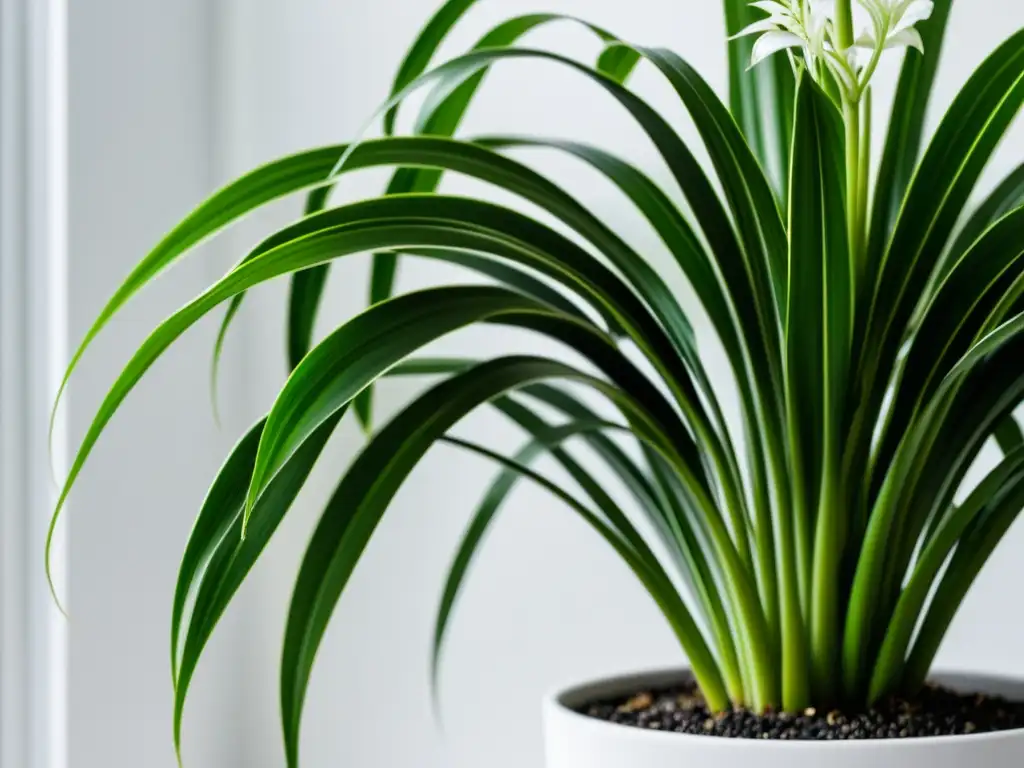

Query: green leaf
[[438, 433, 729, 701], [638, 47, 787, 325], [365, 9, 637, 430], [360, 46, 780, 430], [241, 287, 583, 523], [50, 192, 723, 590], [844, 312, 1024, 697], [171, 410, 341, 757], [370, 11, 639, 388], [903, 472, 1024, 693], [849, 28, 1024, 523], [171, 419, 266, 687], [872, 205, 1024, 488], [721, 0, 797, 203], [287, 186, 336, 370], [244, 285, 707, 532], [862, 29, 1024, 409], [865, 0, 953, 281], [868, 445, 1024, 701], [210, 136, 723, 450], [384, 357, 744, 699], [383, 0, 480, 135], [53, 144, 348, 451], [430, 416, 630, 689], [788, 73, 850, 705], [994, 414, 1024, 455], [940, 161, 1024, 282], [279, 356, 728, 767]]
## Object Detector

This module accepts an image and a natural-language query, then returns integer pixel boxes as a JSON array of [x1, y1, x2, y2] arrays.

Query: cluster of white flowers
[[735, 0, 934, 99]]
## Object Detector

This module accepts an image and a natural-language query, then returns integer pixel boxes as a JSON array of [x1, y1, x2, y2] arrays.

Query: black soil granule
[[581, 680, 1024, 740]]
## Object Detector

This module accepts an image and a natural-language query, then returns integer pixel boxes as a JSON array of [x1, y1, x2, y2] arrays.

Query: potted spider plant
[[51, 0, 1024, 765]]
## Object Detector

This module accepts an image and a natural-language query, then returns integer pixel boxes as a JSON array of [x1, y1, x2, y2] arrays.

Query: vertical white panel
[[0, 0, 68, 767]]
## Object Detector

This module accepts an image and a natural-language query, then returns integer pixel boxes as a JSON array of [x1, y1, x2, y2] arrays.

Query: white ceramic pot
[[544, 668, 1024, 768]]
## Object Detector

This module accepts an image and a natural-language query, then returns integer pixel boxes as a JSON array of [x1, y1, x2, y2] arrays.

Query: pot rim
[[544, 666, 1024, 749]]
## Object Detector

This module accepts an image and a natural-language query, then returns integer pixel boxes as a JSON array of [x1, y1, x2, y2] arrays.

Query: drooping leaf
[[278, 356, 729, 767], [49, 192, 729, 587], [172, 410, 341, 756], [243, 284, 709, 531], [53, 144, 349, 449], [357, 12, 639, 428]]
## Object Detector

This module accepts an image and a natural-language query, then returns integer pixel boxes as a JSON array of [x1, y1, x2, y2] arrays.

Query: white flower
[[735, 0, 934, 99], [851, 0, 934, 65], [732, 1, 832, 69]]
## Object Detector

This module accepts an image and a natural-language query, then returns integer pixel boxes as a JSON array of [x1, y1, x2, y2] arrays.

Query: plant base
[[581, 677, 1023, 740], [544, 669, 1024, 768]]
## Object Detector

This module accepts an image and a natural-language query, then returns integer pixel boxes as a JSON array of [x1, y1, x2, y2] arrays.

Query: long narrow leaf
[[865, 0, 953, 280], [868, 447, 1024, 701], [278, 356, 729, 767], [786, 74, 849, 705], [49, 193, 728, 588], [172, 411, 341, 756], [361, 13, 640, 429], [722, 0, 797, 201]]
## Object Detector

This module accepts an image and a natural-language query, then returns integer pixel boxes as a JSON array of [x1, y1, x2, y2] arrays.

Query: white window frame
[[0, 0, 68, 767]]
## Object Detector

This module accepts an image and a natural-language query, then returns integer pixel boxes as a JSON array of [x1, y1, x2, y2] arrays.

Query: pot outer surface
[[543, 669, 1024, 768]]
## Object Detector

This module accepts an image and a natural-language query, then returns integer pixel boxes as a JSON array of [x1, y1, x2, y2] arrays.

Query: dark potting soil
[[580, 680, 1024, 740]]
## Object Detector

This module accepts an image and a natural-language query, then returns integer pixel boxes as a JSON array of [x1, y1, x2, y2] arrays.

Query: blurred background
[[56, 0, 1024, 767]]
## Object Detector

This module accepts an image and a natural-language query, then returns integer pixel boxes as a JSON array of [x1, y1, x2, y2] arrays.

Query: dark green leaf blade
[[866, 0, 953, 280], [721, 0, 797, 201], [383, 0, 481, 135], [872, 205, 1024, 489], [786, 74, 850, 705], [850, 29, 1024, 523], [53, 145, 347, 451], [941, 162, 1024, 281], [278, 356, 727, 768], [172, 410, 341, 757]]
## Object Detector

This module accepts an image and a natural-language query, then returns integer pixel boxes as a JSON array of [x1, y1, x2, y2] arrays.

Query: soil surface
[[580, 680, 1024, 740]]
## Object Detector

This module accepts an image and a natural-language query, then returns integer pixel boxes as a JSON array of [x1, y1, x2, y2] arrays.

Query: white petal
[[885, 27, 924, 52], [828, 58, 858, 91], [894, 0, 934, 33], [750, 30, 805, 66], [730, 18, 783, 39], [751, 0, 795, 17], [853, 30, 879, 48], [855, 0, 887, 29], [847, 44, 874, 68]]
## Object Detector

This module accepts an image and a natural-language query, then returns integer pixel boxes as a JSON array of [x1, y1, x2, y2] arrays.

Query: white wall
[[68, 1, 1024, 768], [68, 2, 249, 766]]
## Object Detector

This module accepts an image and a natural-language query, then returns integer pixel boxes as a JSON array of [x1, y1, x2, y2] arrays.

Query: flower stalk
[[834, 0, 856, 50]]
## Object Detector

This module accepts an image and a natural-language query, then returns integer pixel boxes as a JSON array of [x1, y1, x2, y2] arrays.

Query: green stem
[[810, 449, 843, 704], [844, 98, 863, 282], [834, 0, 855, 51], [858, 89, 872, 256], [692, 483, 777, 711], [769, 441, 810, 711]]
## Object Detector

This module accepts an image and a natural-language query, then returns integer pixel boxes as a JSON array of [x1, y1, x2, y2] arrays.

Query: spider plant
[[50, 0, 1024, 764]]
